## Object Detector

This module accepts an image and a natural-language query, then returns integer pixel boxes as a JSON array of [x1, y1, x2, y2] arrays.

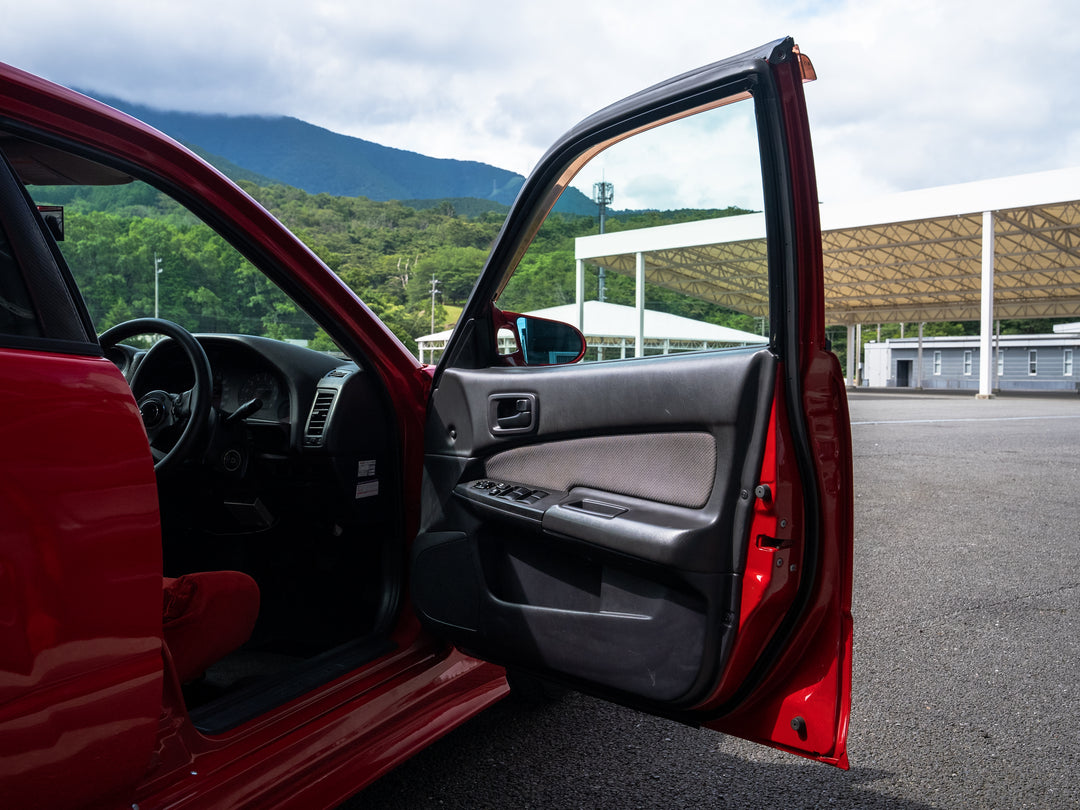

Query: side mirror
[[495, 310, 586, 366], [37, 205, 64, 241]]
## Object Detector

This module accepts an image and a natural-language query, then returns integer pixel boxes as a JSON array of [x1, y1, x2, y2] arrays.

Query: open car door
[[412, 38, 853, 767]]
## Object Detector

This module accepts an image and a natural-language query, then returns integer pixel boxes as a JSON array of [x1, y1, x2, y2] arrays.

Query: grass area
[[440, 304, 462, 331]]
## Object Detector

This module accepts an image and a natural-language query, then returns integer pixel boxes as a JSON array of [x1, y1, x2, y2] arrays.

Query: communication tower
[[592, 181, 614, 301]]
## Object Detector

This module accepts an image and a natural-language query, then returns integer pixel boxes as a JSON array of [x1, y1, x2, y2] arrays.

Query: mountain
[[182, 143, 281, 188], [86, 93, 597, 215]]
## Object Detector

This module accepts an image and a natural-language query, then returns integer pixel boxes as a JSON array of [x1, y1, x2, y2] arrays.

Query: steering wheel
[[99, 318, 213, 473]]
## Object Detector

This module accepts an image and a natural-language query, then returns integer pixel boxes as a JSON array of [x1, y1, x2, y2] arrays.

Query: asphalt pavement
[[348, 390, 1080, 809]]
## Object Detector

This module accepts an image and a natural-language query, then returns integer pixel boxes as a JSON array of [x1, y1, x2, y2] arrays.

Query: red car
[[0, 37, 852, 809]]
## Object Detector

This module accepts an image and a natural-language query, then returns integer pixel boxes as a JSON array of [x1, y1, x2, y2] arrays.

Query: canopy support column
[[994, 319, 1001, 390], [846, 325, 856, 384], [855, 323, 863, 386], [977, 210, 996, 399], [916, 323, 924, 390], [635, 252, 645, 357]]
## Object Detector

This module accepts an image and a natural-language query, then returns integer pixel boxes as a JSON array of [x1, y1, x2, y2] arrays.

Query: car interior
[[0, 129, 405, 734], [141, 331, 402, 731]]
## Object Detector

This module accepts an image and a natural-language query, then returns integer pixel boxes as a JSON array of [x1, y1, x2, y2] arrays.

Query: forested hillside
[[40, 178, 758, 354], [241, 183, 761, 348], [40, 182, 319, 343], [243, 182, 509, 347]]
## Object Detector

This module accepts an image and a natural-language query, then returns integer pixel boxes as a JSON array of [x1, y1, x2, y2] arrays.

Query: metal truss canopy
[[575, 167, 1080, 328]]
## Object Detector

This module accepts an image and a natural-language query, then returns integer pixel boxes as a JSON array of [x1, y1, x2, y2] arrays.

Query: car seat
[[162, 571, 261, 683]]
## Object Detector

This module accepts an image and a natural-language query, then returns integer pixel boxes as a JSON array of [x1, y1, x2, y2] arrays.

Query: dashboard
[[107, 330, 395, 550], [209, 350, 290, 423], [109, 333, 348, 446]]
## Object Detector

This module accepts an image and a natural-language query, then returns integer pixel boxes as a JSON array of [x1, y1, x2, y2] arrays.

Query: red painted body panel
[[702, 53, 854, 767], [136, 646, 507, 809], [0, 350, 163, 809], [703, 378, 805, 705]]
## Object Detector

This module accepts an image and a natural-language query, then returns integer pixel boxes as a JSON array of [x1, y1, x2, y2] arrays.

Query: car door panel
[[414, 348, 776, 705], [414, 529, 713, 703], [415, 37, 852, 767], [0, 146, 165, 808], [426, 350, 771, 455], [0, 357, 163, 809]]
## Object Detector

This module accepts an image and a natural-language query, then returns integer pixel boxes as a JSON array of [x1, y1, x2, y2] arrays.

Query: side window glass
[[496, 100, 769, 362], [0, 221, 42, 338], [27, 180, 324, 344]]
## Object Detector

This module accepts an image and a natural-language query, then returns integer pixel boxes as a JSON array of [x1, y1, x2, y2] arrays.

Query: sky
[[3, 0, 1078, 207]]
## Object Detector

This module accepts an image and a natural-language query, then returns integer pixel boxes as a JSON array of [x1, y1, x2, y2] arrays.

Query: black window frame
[[0, 148, 98, 354]]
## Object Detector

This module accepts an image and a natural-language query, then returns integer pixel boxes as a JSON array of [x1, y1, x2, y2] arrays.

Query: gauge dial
[[238, 371, 280, 414]]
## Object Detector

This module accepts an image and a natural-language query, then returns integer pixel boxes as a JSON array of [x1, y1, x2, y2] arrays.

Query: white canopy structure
[[415, 300, 763, 364], [575, 167, 1080, 397]]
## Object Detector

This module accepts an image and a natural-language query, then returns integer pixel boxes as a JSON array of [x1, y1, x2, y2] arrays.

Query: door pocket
[[562, 498, 627, 519]]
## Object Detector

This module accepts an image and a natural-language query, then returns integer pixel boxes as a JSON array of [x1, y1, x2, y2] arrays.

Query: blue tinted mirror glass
[[516, 315, 584, 365]]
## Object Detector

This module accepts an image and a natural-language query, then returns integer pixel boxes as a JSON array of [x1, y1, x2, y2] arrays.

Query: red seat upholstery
[[162, 571, 260, 683]]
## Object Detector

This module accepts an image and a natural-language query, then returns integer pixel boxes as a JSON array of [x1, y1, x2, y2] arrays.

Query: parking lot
[[351, 391, 1080, 809]]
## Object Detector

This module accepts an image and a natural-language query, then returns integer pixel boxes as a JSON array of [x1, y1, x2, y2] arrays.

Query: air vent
[[304, 389, 336, 446]]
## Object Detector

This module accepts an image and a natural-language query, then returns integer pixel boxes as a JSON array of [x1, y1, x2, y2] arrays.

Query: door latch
[[489, 393, 537, 435]]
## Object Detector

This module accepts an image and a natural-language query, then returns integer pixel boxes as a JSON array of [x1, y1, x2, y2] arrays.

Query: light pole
[[429, 275, 440, 334], [154, 253, 163, 318]]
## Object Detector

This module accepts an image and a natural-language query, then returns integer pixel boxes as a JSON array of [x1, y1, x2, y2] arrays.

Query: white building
[[863, 325, 1080, 391], [416, 300, 764, 364]]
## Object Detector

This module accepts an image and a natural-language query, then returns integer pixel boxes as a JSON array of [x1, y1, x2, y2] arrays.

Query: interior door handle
[[498, 404, 531, 428], [490, 393, 537, 434]]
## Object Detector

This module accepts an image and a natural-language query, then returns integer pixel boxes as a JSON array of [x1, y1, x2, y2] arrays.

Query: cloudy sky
[[3, 0, 1078, 205]]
